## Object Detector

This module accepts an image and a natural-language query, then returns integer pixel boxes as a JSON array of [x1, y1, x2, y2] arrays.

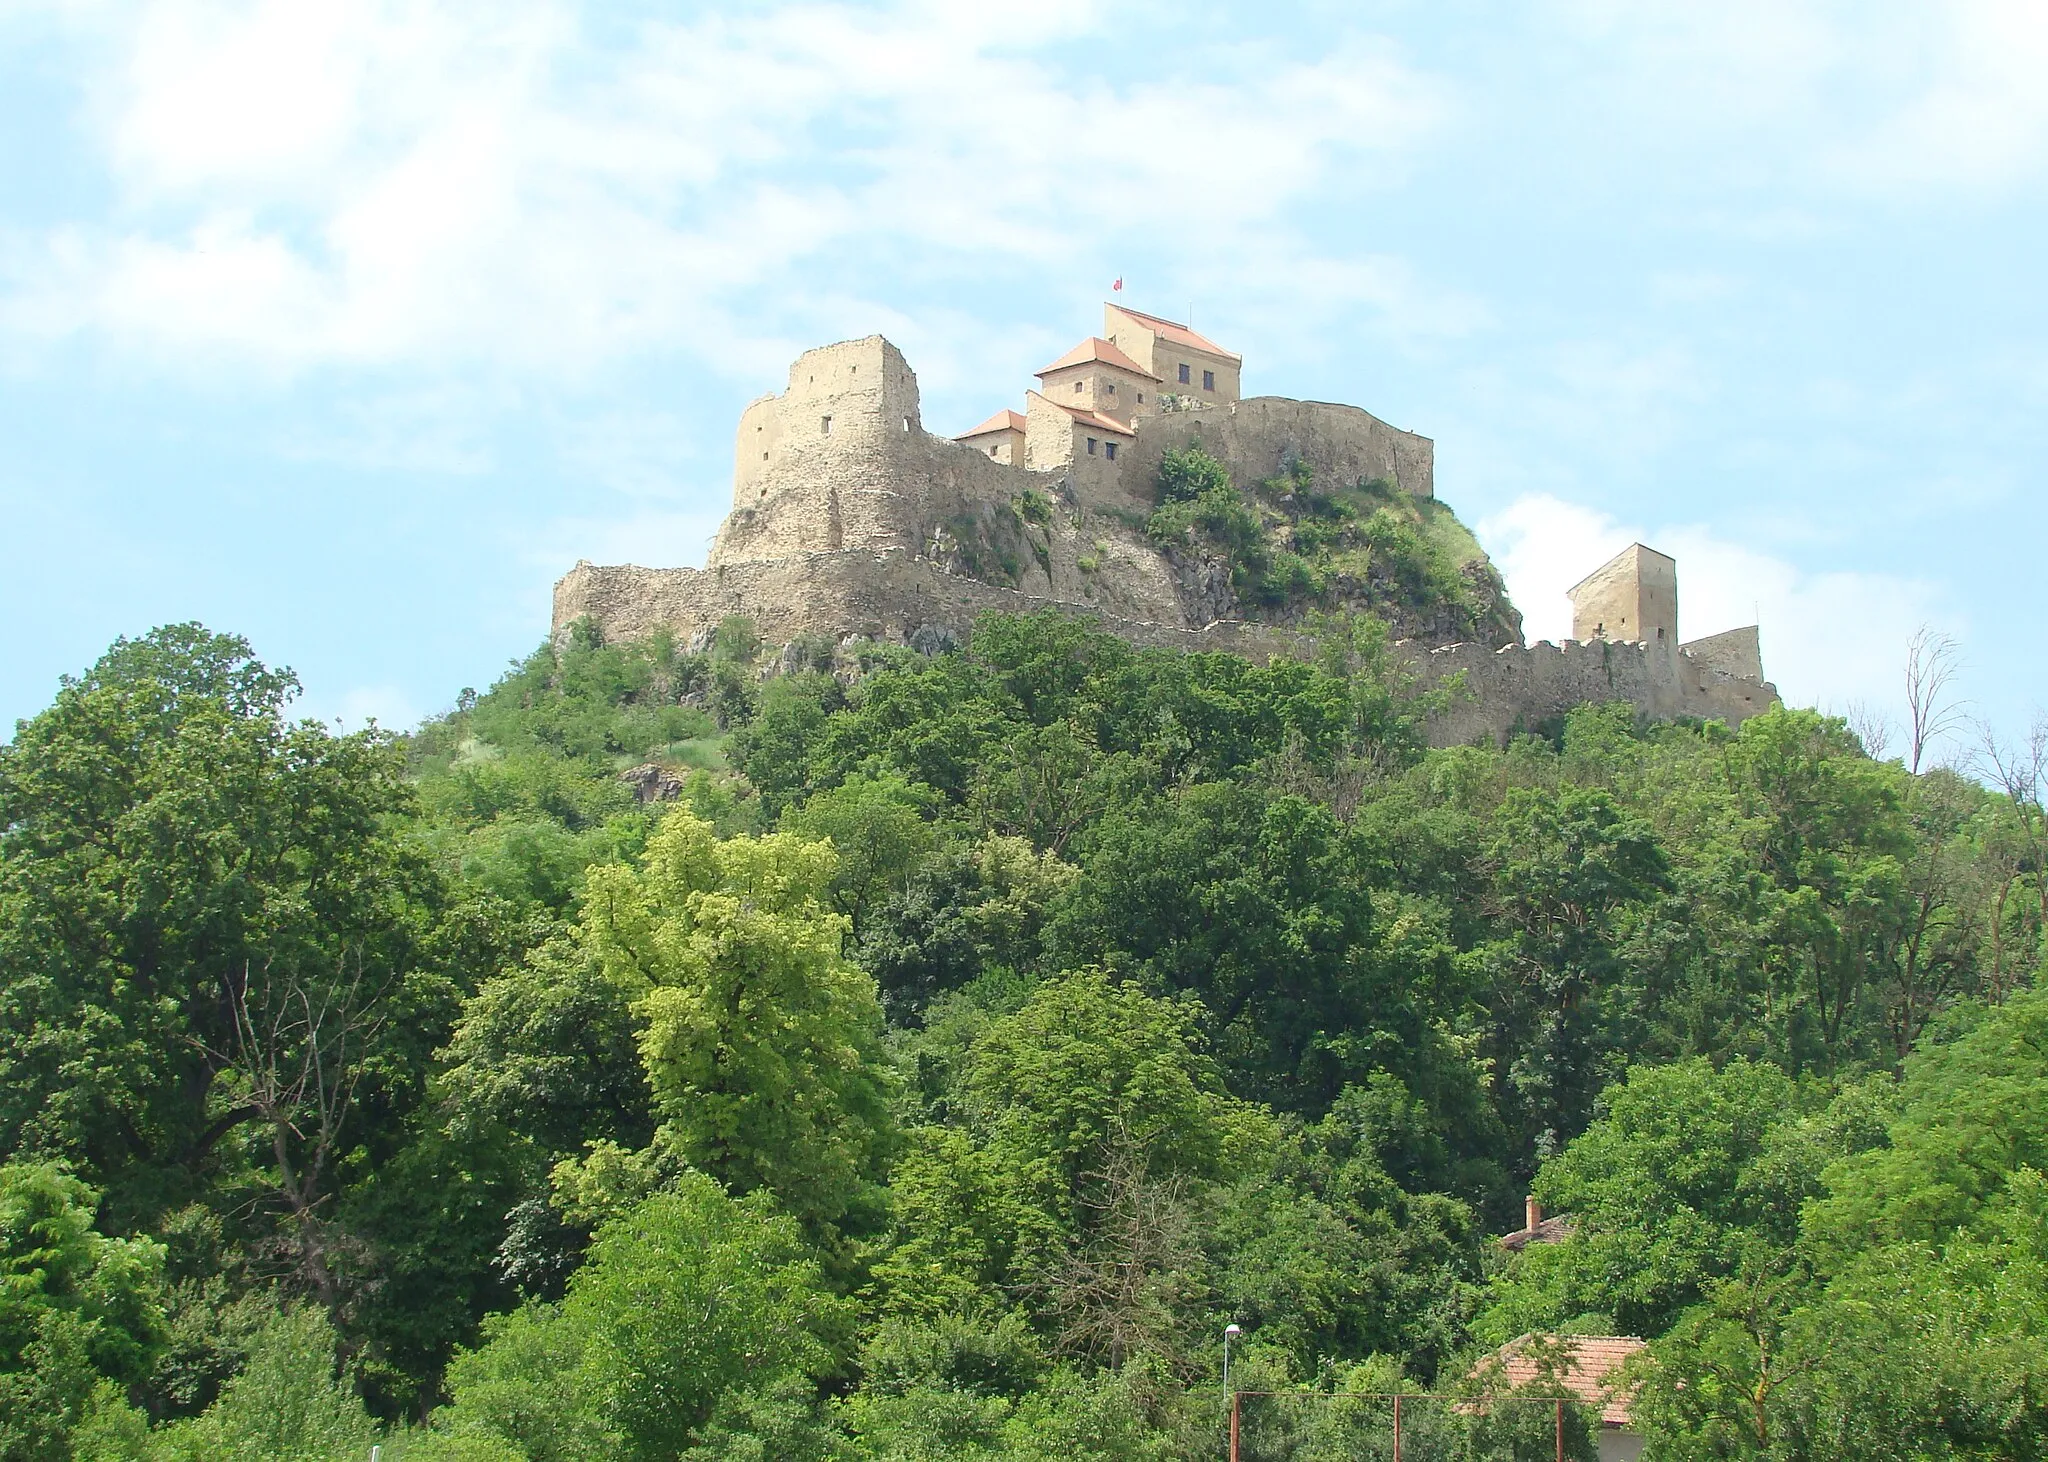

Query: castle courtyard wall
[[553, 550, 1293, 662], [1108, 396, 1436, 517], [1407, 636, 1775, 746]]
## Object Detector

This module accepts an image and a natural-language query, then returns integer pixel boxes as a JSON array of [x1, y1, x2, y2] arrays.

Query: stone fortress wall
[[553, 308, 1779, 746]]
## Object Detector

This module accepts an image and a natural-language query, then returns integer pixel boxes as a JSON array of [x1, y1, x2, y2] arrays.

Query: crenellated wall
[[1408, 635, 1778, 746]]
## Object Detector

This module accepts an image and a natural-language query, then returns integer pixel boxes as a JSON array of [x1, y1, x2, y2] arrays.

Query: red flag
[[1112, 277, 1123, 292]]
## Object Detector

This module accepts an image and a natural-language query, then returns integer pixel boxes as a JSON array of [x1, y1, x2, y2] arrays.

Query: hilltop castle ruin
[[554, 304, 1776, 744]]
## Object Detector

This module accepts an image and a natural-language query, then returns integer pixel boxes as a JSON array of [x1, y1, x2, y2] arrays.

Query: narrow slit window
[[821, 416, 832, 435], [903, 417, 912, 432]]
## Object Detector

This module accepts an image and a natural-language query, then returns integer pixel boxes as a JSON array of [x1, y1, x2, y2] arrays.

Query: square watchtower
[[1569, 543, 1677, 648]]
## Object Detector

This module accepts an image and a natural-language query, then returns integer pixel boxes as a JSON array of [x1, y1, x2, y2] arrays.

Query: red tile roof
[[1035, 336, 1158, 379], [957, 408, 1026, 439], [1479, 1335, 1647, 1427], [1499, 1213, 1576, 1252], [1106, 303, 1241, 363], [1050, 401, 1135, 437]]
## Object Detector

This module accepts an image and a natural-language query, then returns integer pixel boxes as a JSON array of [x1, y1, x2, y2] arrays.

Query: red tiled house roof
[[1500, 1213, 1576, 1252], [957, 409, 1026, 439], [1480, 1335, 1648, 1428], [1049, 401, 1134, 436], [1106, 304, 1242, 362], [1035, 337, 1158, 379]]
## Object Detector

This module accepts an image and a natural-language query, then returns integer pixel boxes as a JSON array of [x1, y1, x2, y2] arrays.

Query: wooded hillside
[[3, 610, 2043, 1460]]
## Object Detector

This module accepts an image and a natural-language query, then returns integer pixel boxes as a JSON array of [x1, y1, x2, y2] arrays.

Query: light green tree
[[0, 1162, 166, 1460], [578, 807, 896, 1232]]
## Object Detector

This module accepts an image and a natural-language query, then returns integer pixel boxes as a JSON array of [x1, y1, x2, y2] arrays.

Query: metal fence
[[1226, 1389, 1602, 1462]]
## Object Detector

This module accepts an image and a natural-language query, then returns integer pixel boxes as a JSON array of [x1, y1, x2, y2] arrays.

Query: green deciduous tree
[[1478, 1058, 1859, 1342], [578, 808, 896, 1233], [1479, 784, 1670, 1153], [435, 1175, 851, 1462], [0, 1162, 166, 1459], [0, 625, 455, 1252], [1048, 783, 1382, 1113]]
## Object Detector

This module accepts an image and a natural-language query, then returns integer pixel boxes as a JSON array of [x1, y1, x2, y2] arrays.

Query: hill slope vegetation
[[1, 611, 2042, 1459]]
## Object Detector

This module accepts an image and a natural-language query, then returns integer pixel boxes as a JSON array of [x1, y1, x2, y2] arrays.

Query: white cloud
[[1831, 0, 2048, 189], [1477, 492, 1956, 721], [1546, 0, 2048, 195], [2, 0, 1450, 375]]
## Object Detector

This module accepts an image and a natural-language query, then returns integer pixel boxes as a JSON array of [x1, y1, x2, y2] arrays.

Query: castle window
[[903, 417, 912, 432], [821, 416, 832, 435], [1073, 380, 1084, 394], [1104, 381, 1117, 395], [1086, 437, 1098, 455], [1202, 369, 1215, 391], [1136, 392, 1144, 403], [1178, 363, 1191, 384], [1104, 441, 1118, 461], [988, 446, 997, 457]]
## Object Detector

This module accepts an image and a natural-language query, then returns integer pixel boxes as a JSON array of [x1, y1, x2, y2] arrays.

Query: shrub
[[1155, 446, 1232, 504]]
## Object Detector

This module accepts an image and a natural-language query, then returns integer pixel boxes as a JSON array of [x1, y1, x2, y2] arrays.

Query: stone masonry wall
[[1680, 625, 1766, 683], [1409, 635, 1778, 746], [1107, 396, 1436, 518], [553, 549, 1294, 660]]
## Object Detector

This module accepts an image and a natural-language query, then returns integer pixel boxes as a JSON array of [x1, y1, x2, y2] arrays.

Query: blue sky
[[3, 0, 2044, 761]]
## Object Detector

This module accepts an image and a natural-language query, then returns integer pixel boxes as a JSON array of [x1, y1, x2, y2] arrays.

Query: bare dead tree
[[1039, 1126, 1203, 1375], [214, 952, 393, 1321], [1843, 700, 1896, 761], [1905, 626, 1967, 774], [1975, 716, 2048, 993]]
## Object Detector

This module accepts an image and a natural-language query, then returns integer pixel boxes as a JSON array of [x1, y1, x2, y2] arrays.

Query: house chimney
[[1525, 1195, 1542, 1233]]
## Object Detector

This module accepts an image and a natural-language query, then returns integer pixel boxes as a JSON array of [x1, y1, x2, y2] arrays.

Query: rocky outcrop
[[619, 763, 686, 802]]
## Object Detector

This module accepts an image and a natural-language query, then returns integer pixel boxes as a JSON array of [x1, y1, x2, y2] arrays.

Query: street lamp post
[[1223, 1323, 1243, 1461]]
